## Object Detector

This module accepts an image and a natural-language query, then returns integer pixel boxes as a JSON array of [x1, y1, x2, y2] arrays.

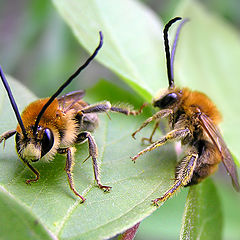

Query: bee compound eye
[[41, 128, 54, 157], [154, 92, 178, 108]]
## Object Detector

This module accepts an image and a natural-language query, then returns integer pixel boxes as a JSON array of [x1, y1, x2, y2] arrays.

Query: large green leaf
[[0, 187, 53, 240], [0, 77, 176, 239], [52, 0, 166, 101], [180, 178, 222, 240]]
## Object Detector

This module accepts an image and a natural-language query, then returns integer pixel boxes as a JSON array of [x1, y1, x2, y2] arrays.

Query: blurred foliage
[[0, 0, 240, 240], [0, 0, 240, 97]]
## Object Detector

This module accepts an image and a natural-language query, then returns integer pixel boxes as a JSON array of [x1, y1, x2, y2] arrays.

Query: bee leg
[[0, 130, 16, 147], [131, 128, 190, 162], [110, 102, 147, 116], [152, 153, 198, 206], [64, 147, 86, 202], [132, 109, 173, 139], [79, 131, 112, 192], [25, 162, 40, 184], [141, 121, 159, 144], [81, 101, 146, 116], [81, 101, 112, 114]]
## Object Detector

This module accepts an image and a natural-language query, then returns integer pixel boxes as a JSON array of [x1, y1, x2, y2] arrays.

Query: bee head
[[153, 89, 182, 109], [15, 127, 56, 163]]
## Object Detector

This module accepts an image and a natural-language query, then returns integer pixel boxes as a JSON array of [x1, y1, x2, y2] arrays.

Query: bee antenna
[[0, 66, 28, 138], [170, 18, 189, 83], [33, 31, 104, 135], [163, 17, 182, 89]]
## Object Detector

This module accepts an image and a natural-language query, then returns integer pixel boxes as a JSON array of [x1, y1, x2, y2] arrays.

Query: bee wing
[[58, 90, 85, 102], [57, 90, 86, 112], [199, 113, 240, 191]]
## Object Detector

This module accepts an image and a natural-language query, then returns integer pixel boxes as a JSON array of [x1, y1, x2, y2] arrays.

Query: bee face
[[153, 89, 182, 109], [15, 126, 56, 163]]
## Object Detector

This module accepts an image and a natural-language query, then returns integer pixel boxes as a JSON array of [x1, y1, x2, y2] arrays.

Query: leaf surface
[[0, 186, 53, 240], [180, 178, 222, 240]]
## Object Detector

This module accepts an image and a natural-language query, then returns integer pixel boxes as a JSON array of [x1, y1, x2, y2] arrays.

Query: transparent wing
[[57, 90, 86, 112], [199, 113, 240, 191], [58, 90, 85, 102]]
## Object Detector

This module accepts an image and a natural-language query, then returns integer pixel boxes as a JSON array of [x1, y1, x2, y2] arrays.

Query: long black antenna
[[170, 18, 189, 81], [33, 31, 103, 135], [0, 66, 28, 138], [163, 17, 181, 89]]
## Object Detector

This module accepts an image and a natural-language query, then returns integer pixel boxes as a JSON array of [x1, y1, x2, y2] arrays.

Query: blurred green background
[[0, 0, 240, 240], [1, 0, 240, 97]]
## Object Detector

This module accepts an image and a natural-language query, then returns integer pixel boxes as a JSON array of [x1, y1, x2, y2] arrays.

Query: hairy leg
[[132, 109, 172, 139], [77, 131, 111, 192], [25, 162, 40, 184], [62, 147, 86, 202], [152, 153, 198, 206], [80, 101, 145, 115], [131, 128, 190, 162]]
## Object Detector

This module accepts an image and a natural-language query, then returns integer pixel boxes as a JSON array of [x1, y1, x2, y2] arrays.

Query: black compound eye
[[41, 128, 54, 158], [154, 92, 178, 108]]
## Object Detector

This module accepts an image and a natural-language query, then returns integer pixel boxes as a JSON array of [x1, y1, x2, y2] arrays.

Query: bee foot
[[99, 184, 112, 192], [141, 137, 154, 144], [78, 196, 86, 203], [130, 155, 138, 163], [151, 198, 162, 207], [131, 132, 137, 140], [25, 179, 32, 185], [79, 199, 86, 204]]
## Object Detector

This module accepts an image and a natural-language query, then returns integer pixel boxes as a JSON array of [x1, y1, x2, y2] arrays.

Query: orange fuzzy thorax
[[181, 88, 222, 125], [16, 98, 67, 134]]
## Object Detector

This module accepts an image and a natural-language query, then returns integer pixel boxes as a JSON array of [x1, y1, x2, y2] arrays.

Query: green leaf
[[180, 178, 223, 240], [52, 0, 167, 101], [173, 0, 240, 163], [137, 189, 188, 239], [0, 187, 53, 240], [217, 182, 240, 240], [0, 76, 176, 239]]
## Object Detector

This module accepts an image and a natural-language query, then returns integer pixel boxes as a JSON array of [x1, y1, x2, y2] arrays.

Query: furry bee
[[0, 32, 143, 203], [131, 17, 240, 206]]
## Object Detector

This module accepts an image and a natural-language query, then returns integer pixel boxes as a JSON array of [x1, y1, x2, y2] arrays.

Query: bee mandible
[[131, 17, 240, 206], [0, 32, 143, 203]]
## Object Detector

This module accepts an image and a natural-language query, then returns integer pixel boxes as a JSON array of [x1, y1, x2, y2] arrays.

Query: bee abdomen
[[184, 140, 221, 186]]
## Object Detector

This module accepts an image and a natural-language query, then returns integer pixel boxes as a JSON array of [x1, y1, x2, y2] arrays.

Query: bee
[[0, 32, 143, 203], [131, 17, 240, 206]]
